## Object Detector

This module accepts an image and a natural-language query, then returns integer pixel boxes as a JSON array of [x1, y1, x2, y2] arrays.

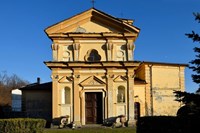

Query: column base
[[127, 119, 136, 127], [72, 121, 82, 128]]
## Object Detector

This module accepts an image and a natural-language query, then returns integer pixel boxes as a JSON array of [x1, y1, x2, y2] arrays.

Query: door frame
[[80, 88, 106, 125]]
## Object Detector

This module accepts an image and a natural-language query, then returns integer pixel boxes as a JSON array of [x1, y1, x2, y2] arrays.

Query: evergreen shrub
[[0, 118, 46, 133], [136, 116, 198, 133]]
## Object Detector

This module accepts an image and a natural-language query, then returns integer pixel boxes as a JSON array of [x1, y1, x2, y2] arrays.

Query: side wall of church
[[134, 84, 146, 117], [151, 65, 185, 116], [135, 64, 152, 115], [135, 64, 186, 116]]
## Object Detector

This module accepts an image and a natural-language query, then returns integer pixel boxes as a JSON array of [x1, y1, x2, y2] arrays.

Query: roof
[[45, 8, 140, 38], [134, 78, 147, 85], [141, 61, 189, 67], [19, 82, 52, 90]]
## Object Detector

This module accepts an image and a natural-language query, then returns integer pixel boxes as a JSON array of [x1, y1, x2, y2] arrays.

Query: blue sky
[[0, 0, 199, 93]]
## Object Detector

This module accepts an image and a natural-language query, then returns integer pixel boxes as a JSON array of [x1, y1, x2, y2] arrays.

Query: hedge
[[0, 118, 46, 133], [136, 116, 199, 133]]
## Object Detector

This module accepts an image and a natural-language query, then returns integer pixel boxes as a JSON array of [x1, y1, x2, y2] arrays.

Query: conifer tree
[[174, 13, 200, 117], [185, 13, 200, 92]]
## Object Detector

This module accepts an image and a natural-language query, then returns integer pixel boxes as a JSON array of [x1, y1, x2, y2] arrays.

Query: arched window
[[85, 49, 101, 62], [134, 102, 140, 120], [117, 86, 125, 103], [61, 87, 71, 104]]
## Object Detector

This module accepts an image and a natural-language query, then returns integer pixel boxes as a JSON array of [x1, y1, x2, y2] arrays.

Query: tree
[[0, 71, 29, 112], [174, 13, 200, 117], [185, 12, 200, 92], [0, 71, 29, 90], [174, 91, 200, 117]]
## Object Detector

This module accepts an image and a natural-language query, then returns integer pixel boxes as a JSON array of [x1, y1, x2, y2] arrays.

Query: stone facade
[[44, 8, 187, 126]]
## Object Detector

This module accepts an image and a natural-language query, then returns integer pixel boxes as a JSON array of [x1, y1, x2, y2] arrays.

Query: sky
[[0, 0, 199, 93]]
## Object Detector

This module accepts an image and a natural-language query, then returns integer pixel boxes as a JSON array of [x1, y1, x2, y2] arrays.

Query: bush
[[0, 118, 46, 133], [136, 116, 199, 133]]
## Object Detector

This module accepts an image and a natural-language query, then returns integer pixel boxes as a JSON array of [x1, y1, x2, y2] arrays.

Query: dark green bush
[[136, 116, 199, 133], [0, 118, 46, 133]]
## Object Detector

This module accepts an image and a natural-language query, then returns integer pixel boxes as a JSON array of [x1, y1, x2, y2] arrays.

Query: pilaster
[[126, 40, 135, 61], [127, 68, 135, 126], [73, 68, 81, 125], [73, 40, 80, 61], [51, 43, 59, 61], [106, 40, 113, 61], [52, 70, 60, 119], [179, 66, 185, 91], [106, 69, 114, 118], [145, 65, 152, 116]]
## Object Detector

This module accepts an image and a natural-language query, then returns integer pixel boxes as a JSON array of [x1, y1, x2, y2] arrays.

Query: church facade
[[44, 8, 187, 126]]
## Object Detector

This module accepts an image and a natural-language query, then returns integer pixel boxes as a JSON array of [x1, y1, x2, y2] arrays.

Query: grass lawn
[[44, 127, 136, 133]]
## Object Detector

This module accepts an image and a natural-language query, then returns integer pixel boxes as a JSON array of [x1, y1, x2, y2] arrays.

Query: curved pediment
[[45, 8, 140, 36]]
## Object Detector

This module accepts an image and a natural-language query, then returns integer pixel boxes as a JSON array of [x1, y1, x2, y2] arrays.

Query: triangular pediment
[[45, 8, 139, 35], [114, 75, 127, 82], [58, 76, 72, 83], [80, 76, 106, 87]]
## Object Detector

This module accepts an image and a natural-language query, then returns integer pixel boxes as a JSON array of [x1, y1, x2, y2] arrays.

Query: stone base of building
[[73, 121, 82, 128], [127, 120, 136, 127]]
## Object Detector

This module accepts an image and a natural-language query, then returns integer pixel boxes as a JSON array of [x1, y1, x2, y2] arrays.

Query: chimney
[[37, 77, 40, 84]]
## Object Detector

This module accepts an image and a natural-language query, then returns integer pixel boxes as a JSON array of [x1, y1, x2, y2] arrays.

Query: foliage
[[174, 91, 200, 105], [136, 116, 198, 133], [174, 91, 200, 117], [174, 12, 200, 118], [185, 12, 200, 92], [0, 118, 46, 133]]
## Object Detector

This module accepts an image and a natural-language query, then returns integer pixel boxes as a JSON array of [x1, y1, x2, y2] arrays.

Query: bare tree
[[0, 71, 29, 112], [0, 71, 28, 90]]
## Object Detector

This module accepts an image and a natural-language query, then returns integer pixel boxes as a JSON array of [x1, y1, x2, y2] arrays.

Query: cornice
[[44, 61, 141, 69], [47, 32, 138, 40]]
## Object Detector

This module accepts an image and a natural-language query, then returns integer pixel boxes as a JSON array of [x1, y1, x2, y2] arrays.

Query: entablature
[[44, 61, 141, 69], [47, 32, 138, 41]]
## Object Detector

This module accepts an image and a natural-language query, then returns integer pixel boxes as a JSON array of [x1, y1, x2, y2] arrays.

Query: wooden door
[[85, 92, 102, 124]]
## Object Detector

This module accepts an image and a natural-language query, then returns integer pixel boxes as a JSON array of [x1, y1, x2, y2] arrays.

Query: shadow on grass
[[44, 127, 136, 133]]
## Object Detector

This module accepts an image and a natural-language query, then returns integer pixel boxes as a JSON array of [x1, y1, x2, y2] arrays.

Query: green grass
[[44, 127, 136, 133]]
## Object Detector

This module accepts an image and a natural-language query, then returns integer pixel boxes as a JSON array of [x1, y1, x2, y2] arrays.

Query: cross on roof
[[91, 0, 95, 8]]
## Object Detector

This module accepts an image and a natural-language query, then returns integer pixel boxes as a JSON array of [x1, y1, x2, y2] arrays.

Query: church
[[42, 8, 187, 126]]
